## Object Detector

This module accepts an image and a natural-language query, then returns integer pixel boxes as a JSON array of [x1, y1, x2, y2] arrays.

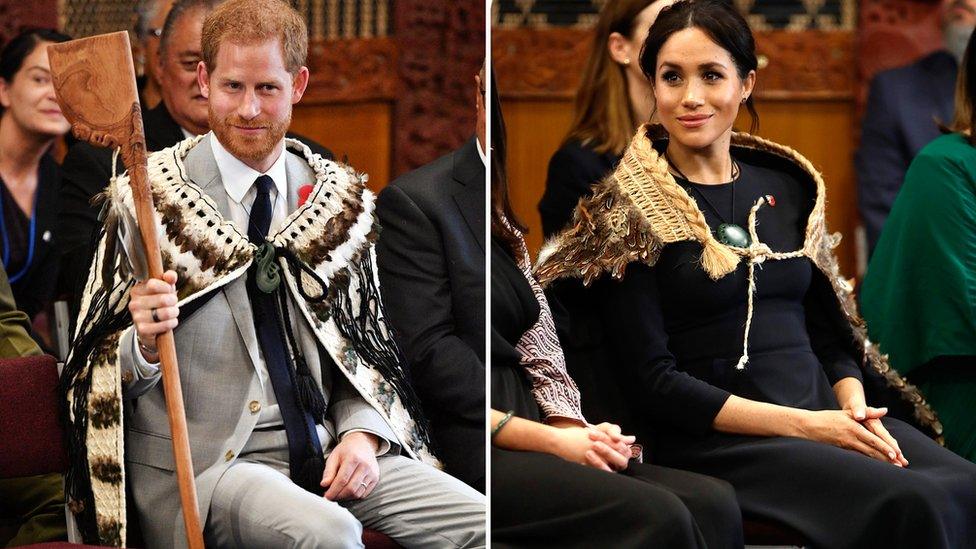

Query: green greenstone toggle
[[717, 223, 751, 248], [254, 242, 281, 293]]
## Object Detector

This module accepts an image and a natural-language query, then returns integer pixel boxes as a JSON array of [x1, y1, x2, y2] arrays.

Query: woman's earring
[[741, 96, 748, 104], [624, 58, 631, 65]]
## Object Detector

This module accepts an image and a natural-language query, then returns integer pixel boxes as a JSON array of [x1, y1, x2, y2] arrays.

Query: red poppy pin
[[298, 184, 314, 206]]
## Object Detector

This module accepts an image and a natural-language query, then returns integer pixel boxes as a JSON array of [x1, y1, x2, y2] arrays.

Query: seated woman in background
[[860, 29, 976, 463], [490, 68, 742, 549], [537, 0, 674, 440], [0, 263, 66, 545], [539, 0, 672, 237], [0, 29, 70, 330], [536, 1, 976, 547]]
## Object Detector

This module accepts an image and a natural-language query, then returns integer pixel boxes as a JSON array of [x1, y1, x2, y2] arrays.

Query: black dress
[[491, 237, 744, 549], [602, 158, 976, 549]]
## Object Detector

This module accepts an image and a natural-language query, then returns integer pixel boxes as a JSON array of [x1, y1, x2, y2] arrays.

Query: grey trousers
[[204, 429, 485, 548]]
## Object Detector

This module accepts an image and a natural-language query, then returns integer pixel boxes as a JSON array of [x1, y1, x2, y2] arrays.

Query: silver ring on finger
[[151, 308, 160, 323], [359, 480, 369, 490]]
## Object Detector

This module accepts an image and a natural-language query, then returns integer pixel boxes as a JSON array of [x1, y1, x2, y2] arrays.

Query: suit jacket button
[[249, 400, 261, 413], [225, 450, 234, 462]]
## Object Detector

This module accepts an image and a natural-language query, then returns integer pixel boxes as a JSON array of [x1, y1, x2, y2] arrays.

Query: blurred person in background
[[861, 28, 976, 464], [538, 0, 673, 238], [136, 0, 176, 108], [491, 66, 743, 549], [536, 0, 674, 440], [856, 0, 976, 257], [0, 28, 71, 346], [375, 65, 486, 492]]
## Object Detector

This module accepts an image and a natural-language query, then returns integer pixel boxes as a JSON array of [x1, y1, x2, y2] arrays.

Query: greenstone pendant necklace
[[666, 152, 751, 248]]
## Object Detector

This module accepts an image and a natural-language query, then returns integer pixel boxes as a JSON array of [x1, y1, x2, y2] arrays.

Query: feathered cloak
[[59, 137, 437, 546]]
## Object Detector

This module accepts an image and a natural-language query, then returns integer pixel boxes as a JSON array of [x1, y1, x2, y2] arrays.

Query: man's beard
[[209, 109, 290, 165]]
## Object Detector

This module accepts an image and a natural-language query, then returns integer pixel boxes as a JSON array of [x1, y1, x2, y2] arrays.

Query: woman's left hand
[[842, 402, 908, 467], [856, 409, 909, 467], [834, 376, 908, 467]]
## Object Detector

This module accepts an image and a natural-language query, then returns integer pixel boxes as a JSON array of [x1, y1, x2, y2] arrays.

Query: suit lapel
[[182, 135, 265, 372], [185, 134, 232, 218], [451, 138, 486, 252]]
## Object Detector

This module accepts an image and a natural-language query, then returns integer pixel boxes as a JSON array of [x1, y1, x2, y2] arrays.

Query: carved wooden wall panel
[[304, 37, 398, 103], [393, 0, 485, 174], [0, 0, 58, 45], [494, 28, 854, 100]]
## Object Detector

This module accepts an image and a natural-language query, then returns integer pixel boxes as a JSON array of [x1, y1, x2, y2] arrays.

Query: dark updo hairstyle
[[638, 0, 759, 133], [0, 28, 71, 113]]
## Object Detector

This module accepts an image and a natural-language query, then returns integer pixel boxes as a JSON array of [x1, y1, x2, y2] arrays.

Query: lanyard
[[0, 185, 38, 284]]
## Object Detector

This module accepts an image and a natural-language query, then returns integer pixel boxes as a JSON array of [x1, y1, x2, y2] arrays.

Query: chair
[[0, 354, 401, 548]]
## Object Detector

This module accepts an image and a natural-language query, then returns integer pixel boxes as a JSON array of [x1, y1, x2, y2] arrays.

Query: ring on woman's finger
[[151, 308, 160, 323]]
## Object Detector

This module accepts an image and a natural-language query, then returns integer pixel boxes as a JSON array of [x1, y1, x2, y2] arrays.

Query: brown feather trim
[[536, 178, 661, 287], [89, 394, 121, 429], [91, 456, 122, 485], [96, 516, 122, 547], [297, 178, 366, 266]]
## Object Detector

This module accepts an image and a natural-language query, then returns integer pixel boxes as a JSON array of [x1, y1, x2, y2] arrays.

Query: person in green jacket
[[861, 30, 976, 463], [0, 262, 66, 545]]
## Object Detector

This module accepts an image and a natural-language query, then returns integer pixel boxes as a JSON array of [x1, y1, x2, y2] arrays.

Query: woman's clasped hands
[[548, 419, 636, 473], [798, 405, 909, 467]]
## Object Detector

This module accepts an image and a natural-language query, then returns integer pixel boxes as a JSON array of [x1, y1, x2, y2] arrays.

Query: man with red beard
[[58, 0, 331, 320], [58, 0, 485, 547]]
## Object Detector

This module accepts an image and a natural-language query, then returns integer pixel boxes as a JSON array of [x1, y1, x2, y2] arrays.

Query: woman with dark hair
[[861, 29, 976, 463], [490, 69, 743, 548], [536, 1, 976, 547], [0, 28, 71, 327]]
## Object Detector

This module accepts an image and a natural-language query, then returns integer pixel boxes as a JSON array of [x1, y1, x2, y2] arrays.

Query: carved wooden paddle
[[47, 31, 204, 549]]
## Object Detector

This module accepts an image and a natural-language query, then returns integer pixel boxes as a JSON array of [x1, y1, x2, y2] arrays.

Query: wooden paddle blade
[[47, 31, 141, 150]]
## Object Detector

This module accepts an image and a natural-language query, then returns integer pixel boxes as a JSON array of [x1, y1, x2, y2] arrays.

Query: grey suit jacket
[[117, 134, 398, 549]]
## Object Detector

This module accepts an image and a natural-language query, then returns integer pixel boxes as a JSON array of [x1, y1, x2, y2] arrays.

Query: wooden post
[[47, 31, 205, 549]]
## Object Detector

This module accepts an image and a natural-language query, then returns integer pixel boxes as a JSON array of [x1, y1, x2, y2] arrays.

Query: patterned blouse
[[502, 215, 586, 425]]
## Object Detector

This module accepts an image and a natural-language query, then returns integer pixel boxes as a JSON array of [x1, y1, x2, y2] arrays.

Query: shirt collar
[[209, 132, 289, 205], [476, 137, 487, 167]]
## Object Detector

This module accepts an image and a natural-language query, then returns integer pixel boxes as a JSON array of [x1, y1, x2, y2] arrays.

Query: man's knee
[[288, 505, 364, 549]]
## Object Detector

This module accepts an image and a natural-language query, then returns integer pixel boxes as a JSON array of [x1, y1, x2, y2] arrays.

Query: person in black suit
[[0, 29, 71, 337], [856, 0, 976, 257], [374, 68, 486, 492], [58, 0, 331, 313]]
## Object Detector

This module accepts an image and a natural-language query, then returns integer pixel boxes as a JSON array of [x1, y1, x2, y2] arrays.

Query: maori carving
[[393, 0, 485, 175], [753, 30, 854, 99], [48, 32, 203, 548], [494, 28, 854, 100]]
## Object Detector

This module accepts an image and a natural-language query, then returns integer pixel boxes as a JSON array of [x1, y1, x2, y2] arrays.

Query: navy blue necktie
[[246, 175, 324, 493]]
